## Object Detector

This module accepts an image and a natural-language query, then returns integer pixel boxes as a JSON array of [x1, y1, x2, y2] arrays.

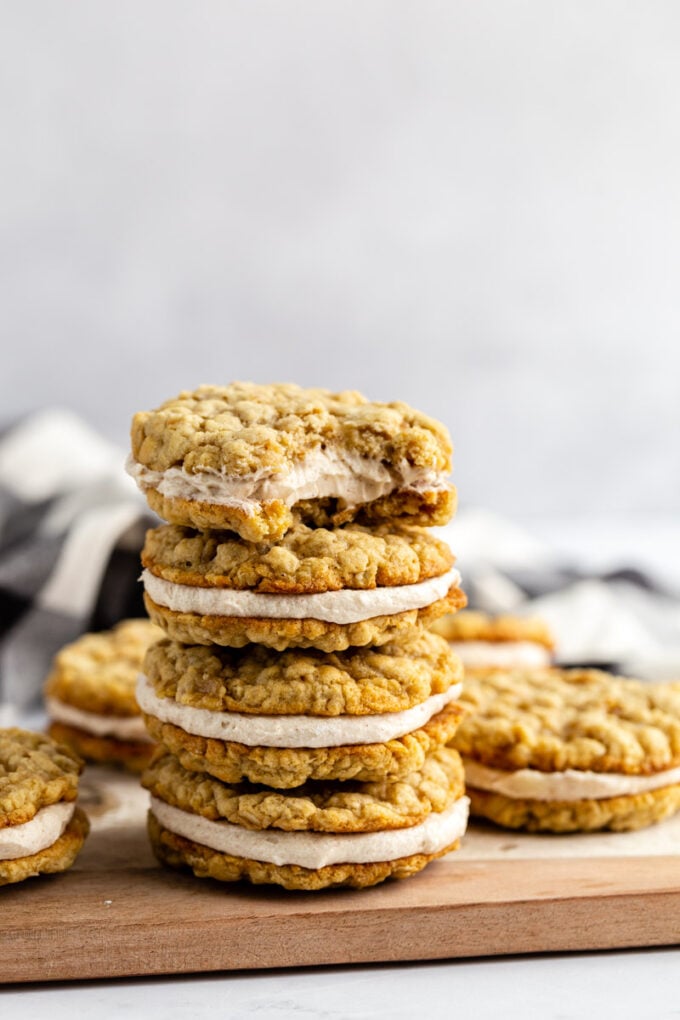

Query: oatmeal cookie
[[455, 668, 680, 774], [142, 703, 465, 788], [0, 728, 89, 884], [454, 669, 680, 832], [46, 723, 153, 775], [148, 813, 461, 891], [142, 521, 454, 594], [0, 808, 90, 887], [0, 728, 82, 827], [44, 619, 162, 771], [142, 747, 464, 833], [467, 784, 680, 834], [144, 747, 469, 891], [129, 383, 456, 540], [143, 631, 462, 717], [143, 584, 466, 653], [432, 610, 554, 648], [431, 611, 554, 670]]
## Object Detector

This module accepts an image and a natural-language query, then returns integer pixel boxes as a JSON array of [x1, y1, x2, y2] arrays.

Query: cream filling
[[46, 696, 153, 743], [463, 759, 680, 801], [450, 640, 552, 668], [126, 448, 450, 511], [142, 566, 460, 625], [150, 794, 469, 868], [136, 673, 462, 747], [0, 801, 75, 861]]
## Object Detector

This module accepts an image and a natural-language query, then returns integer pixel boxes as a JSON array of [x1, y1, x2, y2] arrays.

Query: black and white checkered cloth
[[0, 410, 154, 715]]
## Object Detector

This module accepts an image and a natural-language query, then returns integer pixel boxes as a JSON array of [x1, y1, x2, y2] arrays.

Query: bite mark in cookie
[[129, 383, 456, 539]]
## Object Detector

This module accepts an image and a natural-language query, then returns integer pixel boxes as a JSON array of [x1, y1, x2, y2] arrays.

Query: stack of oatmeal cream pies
[[127, 383, 470, 890]]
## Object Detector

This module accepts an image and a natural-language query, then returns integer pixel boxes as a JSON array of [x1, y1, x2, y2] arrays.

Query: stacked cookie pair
[[0, 728, 89, 886], [453, 666, 680, 833], [128, 383, 470, 889]]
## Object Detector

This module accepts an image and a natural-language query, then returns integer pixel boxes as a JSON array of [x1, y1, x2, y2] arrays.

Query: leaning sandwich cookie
[[137, 631, 466, 788], [142, 747, 469, 891], [44, 619, 164, 772], [454, 668, 680, 832], [0, 728, 89, 886], [127, 383, 456, 542], [431, 611, 555, 671], [141, 521, 466, 652]]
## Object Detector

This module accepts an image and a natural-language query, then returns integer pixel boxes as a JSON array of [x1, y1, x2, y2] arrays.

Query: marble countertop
[[2, 949, 678, 1019]]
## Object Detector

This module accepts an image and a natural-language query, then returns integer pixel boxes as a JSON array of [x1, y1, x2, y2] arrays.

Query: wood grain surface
[[2, 768, 679, 984]]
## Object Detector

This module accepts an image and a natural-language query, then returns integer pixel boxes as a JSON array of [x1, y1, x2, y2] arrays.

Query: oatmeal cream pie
[[0, 728, 89, 886], [432, 611, 555, 671], [45, 619, 164, 772], [141, 521, 466, 652], [142, 746, 469, 890], [454, 668, 680, 833], [137, 632, 466, 788], [128, 383, 456, 541]]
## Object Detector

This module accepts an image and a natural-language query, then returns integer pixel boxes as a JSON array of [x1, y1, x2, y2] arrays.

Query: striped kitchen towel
[[0, 409, 154, 715]]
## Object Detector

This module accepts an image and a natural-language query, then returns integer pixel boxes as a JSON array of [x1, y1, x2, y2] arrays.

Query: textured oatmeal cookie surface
[[143, 631, 462, 716], [45, 619, 164, 716], [131, 383, 452, 476], [454, 669, 680, 775], [130, 383, 455, 539], [142, 521, 454, 593], [0, 728, 83, 828], [142, 747, 464, 833], [143, 703, 465, 789]]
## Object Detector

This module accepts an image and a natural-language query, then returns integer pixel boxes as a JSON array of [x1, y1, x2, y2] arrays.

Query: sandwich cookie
[[45, 619, 164, 773], [137, 631, 466, 788], [0, 728, 89, 886], [142, 747, 469, 890], [128, 382, 456, 542], [432, 611, 554, 671], [454, 668, 680, 832], [141, 521, 466, 652]]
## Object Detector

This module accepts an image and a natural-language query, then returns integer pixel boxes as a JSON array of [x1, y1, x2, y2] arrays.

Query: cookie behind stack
[[129, 383, 469, 889], [432, 611, 555, 671], [44, 619, 162, 773]]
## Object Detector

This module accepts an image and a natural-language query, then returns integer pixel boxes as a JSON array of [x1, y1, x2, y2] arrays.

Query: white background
[[1, 1, 679, 518]]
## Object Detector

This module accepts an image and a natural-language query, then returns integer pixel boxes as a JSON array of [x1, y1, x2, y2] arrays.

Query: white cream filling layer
[[142, 566, 460, 625], [463, 759, 680, 801], [150, 794, 469, 868], [0, 801, 75, 861], [450, 641, 552, 669], [136, 673, 462, 747], [127, 448, 450, 511], [46, 696, 153, 743]]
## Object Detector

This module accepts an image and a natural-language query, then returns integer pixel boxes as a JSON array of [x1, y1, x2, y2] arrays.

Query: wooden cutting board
[[3, 767, 680, 984]]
